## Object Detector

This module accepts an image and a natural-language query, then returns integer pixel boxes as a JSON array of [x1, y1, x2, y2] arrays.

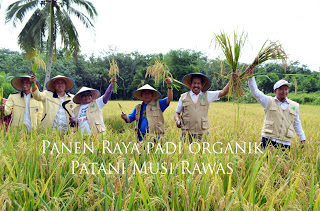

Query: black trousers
[[260, 137, 290, 151]]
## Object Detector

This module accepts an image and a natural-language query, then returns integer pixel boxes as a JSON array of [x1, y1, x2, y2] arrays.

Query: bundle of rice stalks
[[214, 31, 247, 97], [107, 57, 119, 94], [31, 51, 46, 87], [240, 40, 288, 80], [145, 58, 184, 90]]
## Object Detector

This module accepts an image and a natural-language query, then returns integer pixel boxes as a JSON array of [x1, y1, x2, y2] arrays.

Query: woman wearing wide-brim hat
[[174, 72, 238, 143], [30, 74, 75, 133], [69, 76, 117, 135], [121, 78, 173, 141], [0, 76, 43, 131]]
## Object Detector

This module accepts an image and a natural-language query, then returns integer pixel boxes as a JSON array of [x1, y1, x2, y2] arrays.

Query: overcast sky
[[1, 0, 319, 71]]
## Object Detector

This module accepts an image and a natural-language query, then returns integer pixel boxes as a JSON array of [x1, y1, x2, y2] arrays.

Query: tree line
[[1, 48, 320, 102]]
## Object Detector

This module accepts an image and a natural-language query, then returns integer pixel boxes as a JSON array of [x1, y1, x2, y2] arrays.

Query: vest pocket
[[154, 122, 164, 134], [201, 117, 209, 130], [285, 126, 294, 138], [95, 122, 104, 133], [181, 117, 190, 130], [263, 120, 274, 133]]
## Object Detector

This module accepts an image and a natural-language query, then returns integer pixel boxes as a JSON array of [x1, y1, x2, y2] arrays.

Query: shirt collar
[[23, 92, 31, 97], [190, 90, 203, 96], [274, 96, 289, 104]]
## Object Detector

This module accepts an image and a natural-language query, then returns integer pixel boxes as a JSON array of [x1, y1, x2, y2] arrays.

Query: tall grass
[[0, 101, 319, 210]]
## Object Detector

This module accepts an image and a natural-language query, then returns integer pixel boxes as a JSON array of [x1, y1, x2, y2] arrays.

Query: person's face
[[21, 78, 31, 93], [274, 85, 289, 102], [141, 90, 153, 104], [191, 77, 203, 95], [54, 79, 66, 92], [80, 91, 93, 104]]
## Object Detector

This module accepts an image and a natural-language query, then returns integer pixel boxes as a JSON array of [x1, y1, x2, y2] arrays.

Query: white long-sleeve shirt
[[23, 93, 31, 132], [176, 90, 220, 113], [248, 77, 306, 146], [52, 95, 68, 132]]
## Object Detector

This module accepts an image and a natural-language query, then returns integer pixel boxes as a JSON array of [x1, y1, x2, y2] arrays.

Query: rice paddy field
[[0, 101, 319, 210]]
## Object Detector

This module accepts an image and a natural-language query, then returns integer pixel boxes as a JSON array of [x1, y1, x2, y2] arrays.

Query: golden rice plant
[[107, 57, 119, 94], [31, 50, 46, 87], [214, 31, 247, 98], [145, 57, 185, 90], [240, 40, 288, 80]]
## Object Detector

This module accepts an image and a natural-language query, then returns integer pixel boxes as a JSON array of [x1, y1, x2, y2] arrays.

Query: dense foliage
[[1, 48, 319, 103]]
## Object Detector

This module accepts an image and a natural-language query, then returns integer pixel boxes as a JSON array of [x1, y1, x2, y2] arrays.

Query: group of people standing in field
[[0, 64, 306, 150]]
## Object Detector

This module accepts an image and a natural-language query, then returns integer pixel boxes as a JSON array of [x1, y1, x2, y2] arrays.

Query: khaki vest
[[261, 97, 299, 142], [181, 92, 210, 135], [74, 100, 106, 134], [134, 99, 165, 139]]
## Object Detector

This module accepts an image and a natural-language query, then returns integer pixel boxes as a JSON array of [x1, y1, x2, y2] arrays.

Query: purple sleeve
[[102, 84, 113, 104]]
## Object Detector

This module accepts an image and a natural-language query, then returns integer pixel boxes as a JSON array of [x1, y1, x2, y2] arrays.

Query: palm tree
[[5, 0, 97, 88]]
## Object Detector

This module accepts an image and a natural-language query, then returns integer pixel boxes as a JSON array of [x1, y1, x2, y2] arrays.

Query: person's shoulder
[[287, 98, 299, 106]]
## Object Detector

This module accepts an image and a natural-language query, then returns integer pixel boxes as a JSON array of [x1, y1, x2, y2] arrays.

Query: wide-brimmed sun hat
[[46, 75, 75, 92], [182, 73, 211, 92], [73, 87, 101, 104], [11, 76, 41, 91], [132, 84, 161, 100], [273, 79, 291, 90]]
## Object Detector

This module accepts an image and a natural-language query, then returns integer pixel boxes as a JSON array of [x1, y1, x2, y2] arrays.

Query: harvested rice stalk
[[145, 58, 184, 90], [240, 41, 288, 80], [107, 57, 119, 94], [214, 31, 247, 97], [31, 51, 46, 87]]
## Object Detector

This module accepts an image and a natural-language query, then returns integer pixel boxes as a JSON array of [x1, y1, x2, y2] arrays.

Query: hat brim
[[46, 76, 75, 92], [73, 88, 101, 104], [182, 73, 211, 91], [11, 76, 41, 91], [133, 89, 161, 101]]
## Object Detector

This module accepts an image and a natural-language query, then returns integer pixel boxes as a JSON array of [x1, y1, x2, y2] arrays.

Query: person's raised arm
[[218, 71, 239, 98], [165, 78, 173, 104], [30, 75, 47, 101]]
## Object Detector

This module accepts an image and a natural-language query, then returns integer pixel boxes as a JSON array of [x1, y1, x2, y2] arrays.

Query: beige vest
[[181, 92, 210, 135], [74, 100, 106, 134], [261, 97, 299, 142], [134, 99, 165, 139]]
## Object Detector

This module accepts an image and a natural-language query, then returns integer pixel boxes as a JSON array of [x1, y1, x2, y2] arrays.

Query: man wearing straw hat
[[121, 78, 173, 141], [174, 73, 235, 143], [0, 76, 43, 131], [30, 75, 75, 133], [69, 76, 117, 135], [246, 65, 305, 150]]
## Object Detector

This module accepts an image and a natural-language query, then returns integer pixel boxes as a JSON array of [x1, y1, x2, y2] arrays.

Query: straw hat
[[11, 76, 41, 91], [46, 75, 75, 92], [182, 73, 211, 92], [132, 84, 161, 100], [73, 87, 101, 104]]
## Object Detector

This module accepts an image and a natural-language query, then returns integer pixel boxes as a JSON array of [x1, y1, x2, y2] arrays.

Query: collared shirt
[[176, 90, 220, 113], [52, 94, 68, 132], [23, 92, 31, 131], [248, 77, 306, 145]]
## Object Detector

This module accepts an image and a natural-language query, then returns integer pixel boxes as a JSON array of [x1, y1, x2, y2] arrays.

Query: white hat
[[73, 87, 101, 104], [273, 80, 291, 90], [132, 84, 161, 100]]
